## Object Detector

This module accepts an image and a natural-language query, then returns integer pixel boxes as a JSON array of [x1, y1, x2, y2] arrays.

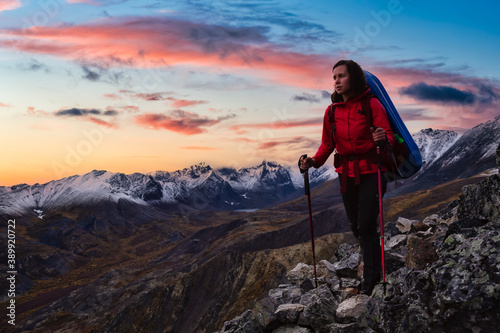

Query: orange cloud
[[0, 102, 11, 107], [180, 146, 221, 151]]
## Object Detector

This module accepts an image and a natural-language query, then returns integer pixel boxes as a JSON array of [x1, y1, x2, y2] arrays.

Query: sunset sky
[[1, 0, 499, 186]]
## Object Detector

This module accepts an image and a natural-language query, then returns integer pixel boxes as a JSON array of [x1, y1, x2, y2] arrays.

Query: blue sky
[[0, 0, 499, 185]]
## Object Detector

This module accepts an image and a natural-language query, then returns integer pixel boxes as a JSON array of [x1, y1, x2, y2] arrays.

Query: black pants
[[339, 173, 386, 292]]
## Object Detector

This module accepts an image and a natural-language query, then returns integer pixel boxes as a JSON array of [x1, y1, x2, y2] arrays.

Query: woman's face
[[333, 65, 352, 100]]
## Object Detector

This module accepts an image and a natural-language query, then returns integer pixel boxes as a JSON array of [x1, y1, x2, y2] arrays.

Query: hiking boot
[[359, 236, 382, 295]]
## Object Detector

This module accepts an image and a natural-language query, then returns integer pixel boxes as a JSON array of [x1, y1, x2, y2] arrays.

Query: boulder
[[220, 309, 262, 333], [269, 285, 303, 305], [457, 174, 500, 223], [287, 263, 314, 285], [335, 294, 370, 323], [275, 304, 305, 324], [297, 285, 338, 330], [405, 235, 438, 270], [396, 217, 419, 233]]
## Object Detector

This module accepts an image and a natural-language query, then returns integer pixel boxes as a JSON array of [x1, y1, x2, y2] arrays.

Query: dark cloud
[[292, 93, 320, 103], [82, 65, 100, 81], [292, 91, 331, 103], [396, 107, 441, 122], [55, 108, 117, 116], [79, 62, 127, 84], [103, 110, 119, 116], [321, 90, 332, 99], [18, 59, 50, 73], [474, 82, 500, 104], [399, 82, 476, 105]]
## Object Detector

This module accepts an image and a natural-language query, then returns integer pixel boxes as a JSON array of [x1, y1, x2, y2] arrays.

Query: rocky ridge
[[218, 148, 500, 332]]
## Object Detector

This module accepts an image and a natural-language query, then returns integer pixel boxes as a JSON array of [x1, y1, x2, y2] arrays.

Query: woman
[[300, 60, 395, 295]]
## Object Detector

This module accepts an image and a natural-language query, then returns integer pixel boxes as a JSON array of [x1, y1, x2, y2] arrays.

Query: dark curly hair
[[331, 60, 367, 103]]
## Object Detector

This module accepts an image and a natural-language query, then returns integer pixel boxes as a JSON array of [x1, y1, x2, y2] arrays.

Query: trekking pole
[[298, 154, 318, 288], [375, 145, 387, 295]]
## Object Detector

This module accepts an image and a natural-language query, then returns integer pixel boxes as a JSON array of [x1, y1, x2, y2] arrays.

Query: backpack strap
[[327, 104, 336, 132], [361, 93, 376, 129]]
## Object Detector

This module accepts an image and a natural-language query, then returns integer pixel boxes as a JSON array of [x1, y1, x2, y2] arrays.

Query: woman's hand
[[300, 156, 317, 169], [371, 127, 386, 146]]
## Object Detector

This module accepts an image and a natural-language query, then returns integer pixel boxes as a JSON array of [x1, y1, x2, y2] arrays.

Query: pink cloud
[[231, 118, 322, 133], [166, 98, 208, 108], [257, 136, 317, 150], [135, 110, 235, 135], [119, 105, 140, 113], [131, 92, 169, 101], [88, 117, 117, 128], [27, 106, 49, 116], [103, 93, 120, 100], [0, 102, 11, 107], [0, 0, 22, 12], [0, 17, 331, 89], [66, 0, 100, 5]]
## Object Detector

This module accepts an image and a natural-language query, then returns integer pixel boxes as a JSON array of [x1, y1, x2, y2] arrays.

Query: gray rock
[[274, 304, 304, 324], [385, 234, 407, 249], [331, 254, 360, 279], [254, 297, 279, 330], [457, 174, 500, 223], [333, 243, 360, 262], [298, 285, 338, 330], [336, 294, 370, 323], [327, 322, 374, 333], [269, 285, 303, 305], [422, 214, 439, 228], [220, 309, 263, 333], [287, 263, 314, 285], [319, 255, 359, 279], [339, 278, 360, 289], [272, 325, 313, 333], [396, 217, 419, 233]]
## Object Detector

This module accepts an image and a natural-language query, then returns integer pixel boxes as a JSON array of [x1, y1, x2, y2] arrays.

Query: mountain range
[[2, 115, 499, 217]]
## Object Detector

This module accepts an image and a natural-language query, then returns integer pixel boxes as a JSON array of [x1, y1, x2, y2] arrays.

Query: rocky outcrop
[[218, 172, 500, 332]]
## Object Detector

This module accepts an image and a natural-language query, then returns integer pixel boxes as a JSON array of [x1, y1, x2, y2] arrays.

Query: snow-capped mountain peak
[[412, 128, 460, 168]]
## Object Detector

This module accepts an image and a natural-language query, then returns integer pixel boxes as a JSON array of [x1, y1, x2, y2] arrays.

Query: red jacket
[[313, 88, 395, 177]]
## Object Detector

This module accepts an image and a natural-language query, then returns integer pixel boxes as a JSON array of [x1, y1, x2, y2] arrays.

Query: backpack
[[328, 71, 422, 181]]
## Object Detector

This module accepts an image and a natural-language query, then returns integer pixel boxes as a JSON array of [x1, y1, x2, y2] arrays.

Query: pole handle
[[298, 154, 308, 174], [298, 154, 310, 195]]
